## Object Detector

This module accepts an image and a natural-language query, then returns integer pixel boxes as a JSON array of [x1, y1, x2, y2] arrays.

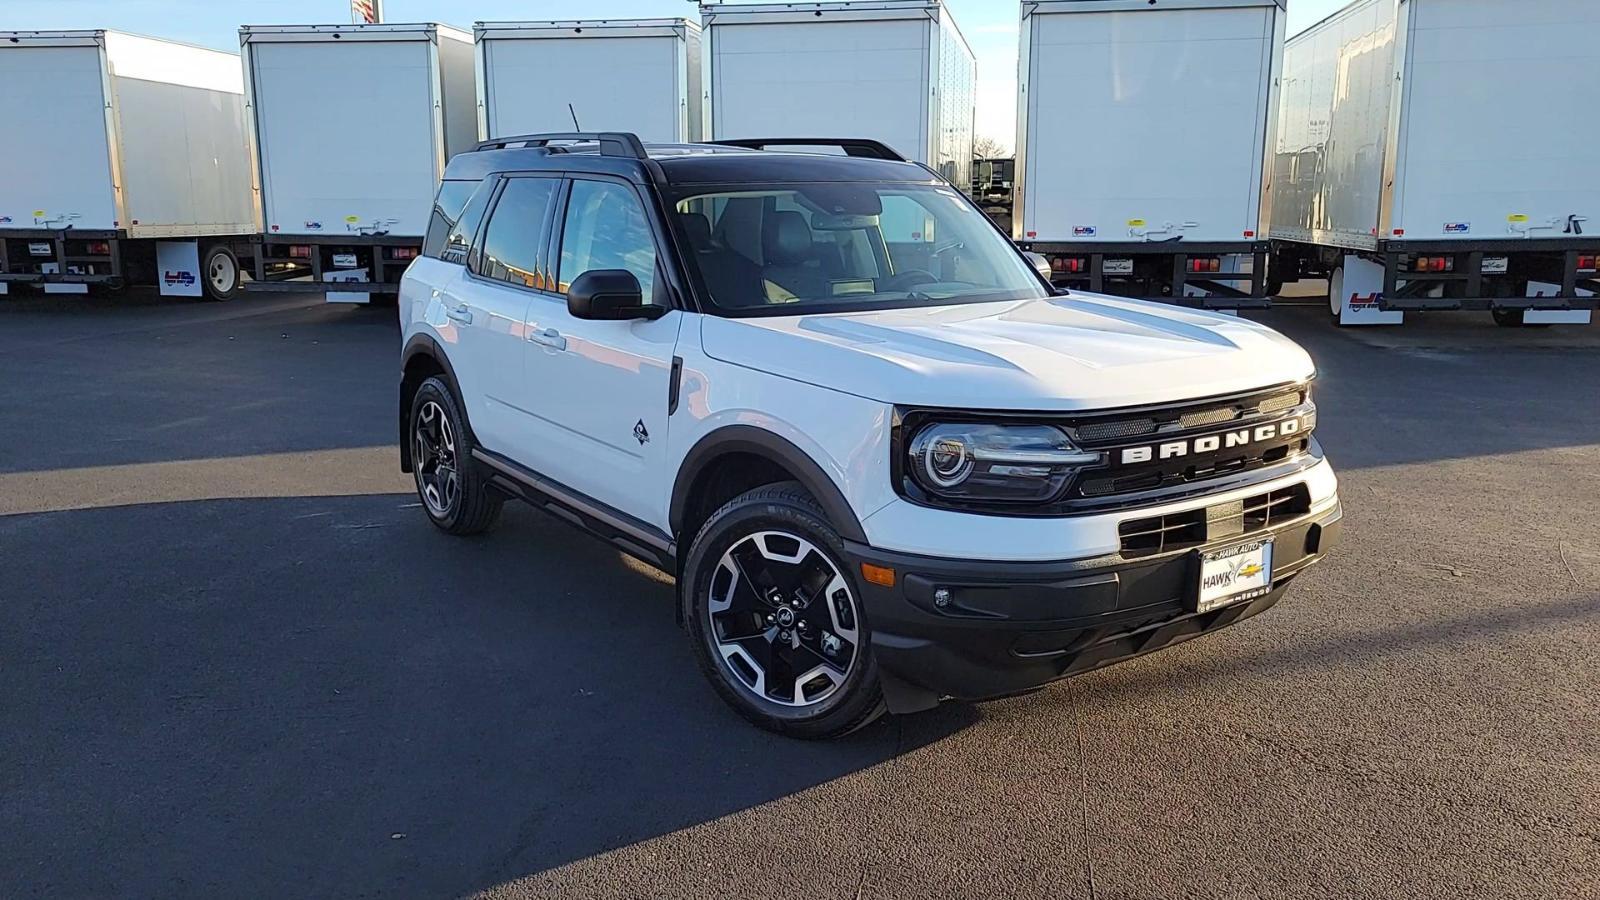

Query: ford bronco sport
[[398, 133, 1341, 738]]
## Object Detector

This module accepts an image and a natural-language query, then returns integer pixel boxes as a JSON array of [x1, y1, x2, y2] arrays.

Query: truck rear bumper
[[846, 501, 1341, 705]]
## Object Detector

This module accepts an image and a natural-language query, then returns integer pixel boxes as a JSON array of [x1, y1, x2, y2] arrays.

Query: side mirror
[[567, 269, 664, 321], [1023, 251, 1053, 282]]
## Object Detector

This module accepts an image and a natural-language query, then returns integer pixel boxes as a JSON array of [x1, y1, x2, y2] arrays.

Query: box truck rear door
[[1390, 0, 1600, 241], [251, 39, 439, 237], [1024, 5, 1276, 243], [0, 45, 118, 230]]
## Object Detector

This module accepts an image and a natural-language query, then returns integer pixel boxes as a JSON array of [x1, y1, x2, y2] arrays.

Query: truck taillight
[[1579, 255, 1597, 272], [289, 245, 312, 259], [1187, 257, 1221, 273], [86, 241, 110, 255], [1051, 256, 1086, 274], [1409, 255, 1454, 273], [389, 247, 419, 261]]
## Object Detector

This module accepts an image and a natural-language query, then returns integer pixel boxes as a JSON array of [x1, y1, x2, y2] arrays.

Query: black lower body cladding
[[846, 503, 1342, 702]]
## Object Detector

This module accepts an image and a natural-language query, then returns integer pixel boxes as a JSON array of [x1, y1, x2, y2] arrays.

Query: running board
[[472, 448, 677, 574]]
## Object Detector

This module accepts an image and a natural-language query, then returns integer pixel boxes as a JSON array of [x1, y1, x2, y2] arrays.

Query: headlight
[[905, 422, 1103, 505]]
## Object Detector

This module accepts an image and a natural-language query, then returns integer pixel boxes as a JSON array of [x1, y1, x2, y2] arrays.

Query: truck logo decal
[[163, 270, 196, 287], [1444, 222, 1470, 234], [304, 220, 323, 231], [0, 216, 11, 224], [633, 420, 650, 445], [1073, 225, 1097, 237], [1349, 293, 1382, 310], [1119, 416, 1303, 465]]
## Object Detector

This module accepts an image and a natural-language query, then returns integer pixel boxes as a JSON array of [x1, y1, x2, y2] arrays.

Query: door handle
[[445, 303, 473, 325], [528, 327, 567, 351]]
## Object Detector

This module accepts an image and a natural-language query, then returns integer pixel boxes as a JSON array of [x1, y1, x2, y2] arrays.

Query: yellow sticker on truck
[[345, 215, 361, 224], [1127, 218, 1147, 227], [1507, 214, 1529, 223]]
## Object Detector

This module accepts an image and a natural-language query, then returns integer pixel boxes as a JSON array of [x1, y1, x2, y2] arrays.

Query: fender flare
[[399, 334, 473, 471], [670, 425, 868, 544]]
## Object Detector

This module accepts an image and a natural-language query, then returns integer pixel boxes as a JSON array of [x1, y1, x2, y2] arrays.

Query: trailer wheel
[[1492, 308, 1549, 328], [201, 244, 241, 301]]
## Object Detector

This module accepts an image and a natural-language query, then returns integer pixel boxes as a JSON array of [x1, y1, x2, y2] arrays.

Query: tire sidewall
[[682, 491, 881, 731], [200, 245, 241, 302], [409, 378, 472, 530]]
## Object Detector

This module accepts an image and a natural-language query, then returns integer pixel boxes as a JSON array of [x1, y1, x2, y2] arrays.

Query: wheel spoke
[[707, 530, 863, 709]]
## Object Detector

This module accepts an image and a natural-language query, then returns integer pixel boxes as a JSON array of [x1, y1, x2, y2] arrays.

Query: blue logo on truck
[[304, 220, 323, 231], [164, 270, 196, 287], [1444, 222, 1470, 234], [1073, 225, 1098, 237], [0, 216, 11, 224]]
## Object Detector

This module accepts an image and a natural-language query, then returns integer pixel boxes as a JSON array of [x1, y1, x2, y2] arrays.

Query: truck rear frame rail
[[1018, 240, 1273, 310]]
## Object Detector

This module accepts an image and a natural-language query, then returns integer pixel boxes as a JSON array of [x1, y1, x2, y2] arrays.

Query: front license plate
[[1195, 539, 1273, 613]]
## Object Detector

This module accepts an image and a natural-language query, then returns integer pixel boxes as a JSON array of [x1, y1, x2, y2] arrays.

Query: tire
[[408, 377, 502, 535], [682, 482, 887, 739], [200, 244, 241, 301]]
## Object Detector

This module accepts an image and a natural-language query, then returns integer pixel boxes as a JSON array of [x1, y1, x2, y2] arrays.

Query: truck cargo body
[[1271, 0, 1599, 326], [475, 19, 701, 143], [1015, 0, 1285, 309], [701, 1, 975, 188], [0, 30, 255, 299], [240, 23, 476, 301]]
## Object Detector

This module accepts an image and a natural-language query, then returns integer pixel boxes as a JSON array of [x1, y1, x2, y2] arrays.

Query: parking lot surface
[[2, 292, 1597, 899]]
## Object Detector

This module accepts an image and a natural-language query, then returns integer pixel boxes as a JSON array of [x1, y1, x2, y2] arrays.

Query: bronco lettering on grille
[[1120, 416, 1303, 465]]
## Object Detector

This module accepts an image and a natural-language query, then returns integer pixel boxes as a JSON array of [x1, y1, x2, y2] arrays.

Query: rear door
[[250, 38, 438, 236], [1022, 3, 1278, 242], [710, 18, 928, 160], [0, 44, 118, 230], [482, 33, 682, 142], [457, 175, 562, 455], [1389, 0, 1600, 241]]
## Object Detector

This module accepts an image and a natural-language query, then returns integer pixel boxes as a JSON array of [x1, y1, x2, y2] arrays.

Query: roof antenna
[[568, 103, 581, 131]]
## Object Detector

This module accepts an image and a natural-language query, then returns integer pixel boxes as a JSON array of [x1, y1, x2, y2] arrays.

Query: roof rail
[[707, 138, 907, 162], [473, 131, 647, 159]]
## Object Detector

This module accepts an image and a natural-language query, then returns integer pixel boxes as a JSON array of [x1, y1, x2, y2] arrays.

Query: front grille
[[1119, 483, 1312, 559]]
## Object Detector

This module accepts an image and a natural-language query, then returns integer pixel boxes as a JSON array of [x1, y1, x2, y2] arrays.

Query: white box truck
[[0, 30, 255, 300], [239, 23, 476, 302], [1271, 0, 1598, 326], [475, 19, 702, 143], [1014, 0, 1285, 309], [700, 1, 975, 187]]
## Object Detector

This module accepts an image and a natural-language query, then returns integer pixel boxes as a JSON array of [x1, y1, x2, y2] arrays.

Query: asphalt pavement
[[1, 290, 1596, 899]]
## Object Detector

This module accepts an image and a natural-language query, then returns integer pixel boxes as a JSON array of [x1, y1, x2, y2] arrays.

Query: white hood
[[699, 294, 1316, 411]]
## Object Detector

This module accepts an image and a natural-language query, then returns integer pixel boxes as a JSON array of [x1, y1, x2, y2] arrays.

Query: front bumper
[[845, 500, 1341, 704]]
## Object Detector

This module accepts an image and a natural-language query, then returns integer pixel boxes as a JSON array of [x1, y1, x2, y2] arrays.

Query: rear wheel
[[682, 482, 886, 739], [201, 244, 241, 301], [409, 377, 502, 535]]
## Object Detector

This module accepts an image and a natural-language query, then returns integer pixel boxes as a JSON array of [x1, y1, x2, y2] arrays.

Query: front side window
[[476, 177, 557, 290], [671, 182, 1047, 315], [557, 179, 657, 298]]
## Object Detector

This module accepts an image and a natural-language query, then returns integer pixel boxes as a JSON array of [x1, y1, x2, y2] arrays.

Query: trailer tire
[[1492, 308, 1549, 328], [201, 244, 241, 302]]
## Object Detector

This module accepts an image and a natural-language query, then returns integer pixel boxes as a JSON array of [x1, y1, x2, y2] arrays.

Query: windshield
[[670, 182, 1050, 316]]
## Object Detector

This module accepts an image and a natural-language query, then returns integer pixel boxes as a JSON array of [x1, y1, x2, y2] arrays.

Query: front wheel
[[682, 483, 886, 739]]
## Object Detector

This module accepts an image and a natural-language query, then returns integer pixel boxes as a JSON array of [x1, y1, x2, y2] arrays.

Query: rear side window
[[475, 176, 559, 290], [422, 180, 479, 259]]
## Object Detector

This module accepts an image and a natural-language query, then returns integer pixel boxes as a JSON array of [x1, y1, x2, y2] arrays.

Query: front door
[[518, 176, 683, 530]]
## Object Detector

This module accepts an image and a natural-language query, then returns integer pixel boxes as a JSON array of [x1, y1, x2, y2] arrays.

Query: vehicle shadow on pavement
[[0, 492, 977, 898]]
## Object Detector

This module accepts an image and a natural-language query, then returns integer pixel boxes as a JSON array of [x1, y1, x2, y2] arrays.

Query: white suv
[[398, 134, 1341, 738]]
